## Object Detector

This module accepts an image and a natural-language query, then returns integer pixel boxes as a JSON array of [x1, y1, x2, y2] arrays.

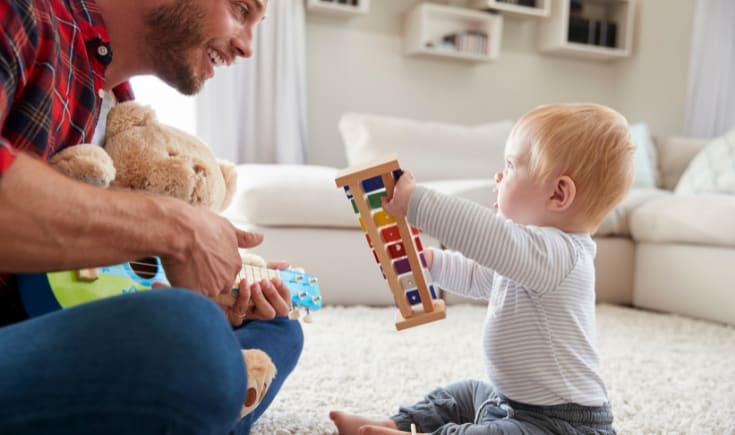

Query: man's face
[[142, 0, 268, 95]]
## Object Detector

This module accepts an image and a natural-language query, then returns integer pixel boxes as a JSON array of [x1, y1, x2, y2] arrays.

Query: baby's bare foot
[[329, 410, 398, 435]]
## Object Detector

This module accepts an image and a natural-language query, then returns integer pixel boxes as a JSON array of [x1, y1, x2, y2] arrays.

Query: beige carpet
[[251, 304, 735, 435]]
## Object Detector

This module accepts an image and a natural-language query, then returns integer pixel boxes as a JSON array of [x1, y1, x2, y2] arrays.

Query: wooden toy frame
[[335, 154, 446, 330]]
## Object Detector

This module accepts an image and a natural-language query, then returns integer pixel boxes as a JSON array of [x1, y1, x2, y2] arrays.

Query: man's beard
[[142, 0, 207, 95]]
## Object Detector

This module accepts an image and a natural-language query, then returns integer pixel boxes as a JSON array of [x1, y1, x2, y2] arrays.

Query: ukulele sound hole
[[130, 257, 160, 280]]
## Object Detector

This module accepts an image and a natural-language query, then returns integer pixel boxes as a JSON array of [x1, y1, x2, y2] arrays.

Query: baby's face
[[493, 140, 551, 226]]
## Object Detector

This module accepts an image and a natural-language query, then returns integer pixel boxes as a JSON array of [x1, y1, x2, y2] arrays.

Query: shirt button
[[97, 45, 109, 57], [98, 89, 105, 99]]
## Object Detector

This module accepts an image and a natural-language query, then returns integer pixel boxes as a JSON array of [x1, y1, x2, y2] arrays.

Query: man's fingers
[[271, 278, 292, 306], [251, 280, 276, 319], [217, 302, 243, 327], [234, 280, 252, 316], [266, 260, 290, 270], [236, 230, 263, 249], [264, 279, 291, 317]]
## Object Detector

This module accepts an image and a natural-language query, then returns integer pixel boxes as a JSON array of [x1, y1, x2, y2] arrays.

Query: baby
[[330, 103, 635, 435]]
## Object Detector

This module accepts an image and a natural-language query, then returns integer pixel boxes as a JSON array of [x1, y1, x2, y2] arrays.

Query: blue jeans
[[0, 289, 304, 435]]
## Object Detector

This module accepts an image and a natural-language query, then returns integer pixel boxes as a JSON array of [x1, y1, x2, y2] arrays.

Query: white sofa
[[224, 114, 735, 326]]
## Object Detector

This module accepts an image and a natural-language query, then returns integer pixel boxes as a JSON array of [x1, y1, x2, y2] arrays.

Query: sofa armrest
[[224, 163, 496, 228], [222, 164, 357, 228], [630, 193, 735, 247]]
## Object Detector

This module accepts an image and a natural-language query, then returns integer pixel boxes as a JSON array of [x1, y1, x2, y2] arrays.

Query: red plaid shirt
[[0, 0, 133, 324], [0, 0, 133, 174]]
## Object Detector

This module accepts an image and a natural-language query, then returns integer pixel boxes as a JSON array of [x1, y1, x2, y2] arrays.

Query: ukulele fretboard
[[234, 264, 280, 286]]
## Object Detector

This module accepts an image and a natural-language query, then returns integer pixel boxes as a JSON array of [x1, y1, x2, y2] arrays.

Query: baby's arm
[[431, 248, 494, 300], [383, 174, 495, 299], [409, 186, 577, 293]]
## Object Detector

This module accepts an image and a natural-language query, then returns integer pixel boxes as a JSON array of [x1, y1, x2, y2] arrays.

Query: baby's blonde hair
[[509, 103, 636, 228]]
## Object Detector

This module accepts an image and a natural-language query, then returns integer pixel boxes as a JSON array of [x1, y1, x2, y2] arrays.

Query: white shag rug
[[252, 304, 735, 435]]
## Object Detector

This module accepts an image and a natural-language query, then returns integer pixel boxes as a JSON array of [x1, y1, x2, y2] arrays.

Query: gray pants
[[391, 380, 616, 435]]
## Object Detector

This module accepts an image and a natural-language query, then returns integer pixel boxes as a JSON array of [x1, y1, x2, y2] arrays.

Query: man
[[0, 0, 303, 434]]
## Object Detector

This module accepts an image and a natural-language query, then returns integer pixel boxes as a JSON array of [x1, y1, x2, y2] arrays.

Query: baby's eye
[[505, 160, 514, 170]]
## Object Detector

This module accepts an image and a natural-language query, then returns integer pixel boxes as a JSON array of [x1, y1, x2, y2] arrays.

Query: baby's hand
[[423, 248, 434, 270], [382, 169, 416, 219]]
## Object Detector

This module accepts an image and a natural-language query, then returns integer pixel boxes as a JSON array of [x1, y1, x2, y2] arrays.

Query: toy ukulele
[[16, 258, 322, 319], [335, 153, 446, 330]]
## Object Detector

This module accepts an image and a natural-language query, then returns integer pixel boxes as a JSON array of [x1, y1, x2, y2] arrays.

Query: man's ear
[[547, 175, 576, 212]]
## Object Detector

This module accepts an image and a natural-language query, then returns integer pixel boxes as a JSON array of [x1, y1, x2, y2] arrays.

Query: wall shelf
[[305, 0, 370, 18], [537, 0, 635, 61], [403, 3, 503, 63], [468, 0, 550, 18]]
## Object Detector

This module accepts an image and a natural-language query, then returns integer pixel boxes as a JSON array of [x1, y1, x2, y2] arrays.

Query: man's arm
[[0, 152, 260, 297]]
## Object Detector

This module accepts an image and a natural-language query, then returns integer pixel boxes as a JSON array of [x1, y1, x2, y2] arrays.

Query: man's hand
[[382, 169, 417, 220], [220, 266, 293, 327], [161, 205, 264, 298]]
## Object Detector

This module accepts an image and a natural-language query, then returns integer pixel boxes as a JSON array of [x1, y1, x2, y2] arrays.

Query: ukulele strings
[[124, 259, 280, 281]]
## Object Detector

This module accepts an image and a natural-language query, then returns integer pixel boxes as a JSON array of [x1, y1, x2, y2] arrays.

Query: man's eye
[[237, 3, 250, 19]]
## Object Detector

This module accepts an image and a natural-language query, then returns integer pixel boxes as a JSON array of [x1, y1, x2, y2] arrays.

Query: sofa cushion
[[674, 128, 735, 195], [630, 194, 735, 248], [339, 113, 514, 182], [657, 136, 708, 190], [223, 164, 358, 228], [224, 163, 496, 228], [629, 123, 659, 188], [595, 188, 671, 237]]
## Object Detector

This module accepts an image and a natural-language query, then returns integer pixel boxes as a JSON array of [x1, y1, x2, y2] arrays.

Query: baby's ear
[[548, 175, 576, 212]]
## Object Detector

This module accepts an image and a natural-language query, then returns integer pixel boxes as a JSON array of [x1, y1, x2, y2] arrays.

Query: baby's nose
[[494, 171, 503, 183]]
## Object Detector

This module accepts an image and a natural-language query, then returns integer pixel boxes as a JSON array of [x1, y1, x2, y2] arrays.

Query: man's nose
[[231, 27, 254, 58]]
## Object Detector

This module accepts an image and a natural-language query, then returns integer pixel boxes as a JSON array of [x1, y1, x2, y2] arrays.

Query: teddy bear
[[49, 100, 276, 418]]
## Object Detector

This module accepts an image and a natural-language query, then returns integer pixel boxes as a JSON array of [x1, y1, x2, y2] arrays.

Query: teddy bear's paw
[[240, 349, 277, 418], [49, 144, 116, 187]]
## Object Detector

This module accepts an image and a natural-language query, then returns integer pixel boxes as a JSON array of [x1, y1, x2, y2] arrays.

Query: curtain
[[685, 0, 735, 138], [196, 0, 307, 164]]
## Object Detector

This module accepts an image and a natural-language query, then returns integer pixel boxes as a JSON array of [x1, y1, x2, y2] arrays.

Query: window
[[129, 76, 197, 136]]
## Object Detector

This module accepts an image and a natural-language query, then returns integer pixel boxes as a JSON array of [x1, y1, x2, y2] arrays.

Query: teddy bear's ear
[[218, 159, 238, 212], [105, 101, 157, 138]]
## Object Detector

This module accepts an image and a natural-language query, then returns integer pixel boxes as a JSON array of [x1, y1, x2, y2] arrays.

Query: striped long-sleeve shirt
[[409, 186, 608, 407]]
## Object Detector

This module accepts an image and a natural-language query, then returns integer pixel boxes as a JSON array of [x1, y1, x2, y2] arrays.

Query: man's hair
[[508, 103, 636, 228]]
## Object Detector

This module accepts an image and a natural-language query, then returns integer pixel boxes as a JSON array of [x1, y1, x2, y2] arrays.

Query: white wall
[[305, 0, 695, 167], [613, 0, 695, 141]]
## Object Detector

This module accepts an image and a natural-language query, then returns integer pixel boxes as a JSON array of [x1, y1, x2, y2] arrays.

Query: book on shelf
[[567, 16, 617, 48], [495, 0, 536, 6], [426, 30, 489, 56], [597, 20, 617, 48]]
